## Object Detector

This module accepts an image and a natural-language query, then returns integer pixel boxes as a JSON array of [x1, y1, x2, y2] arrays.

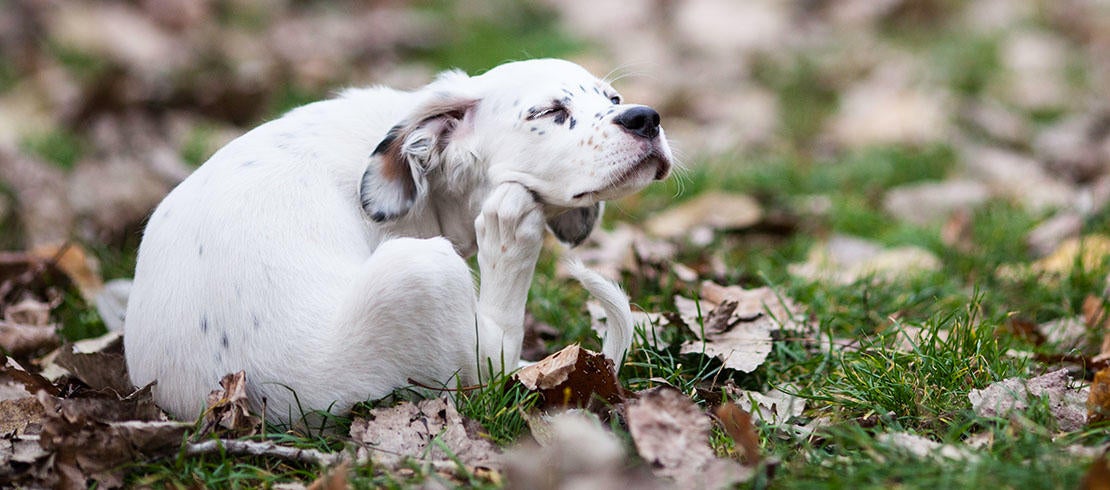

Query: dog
[[124, 59, 673, 423]]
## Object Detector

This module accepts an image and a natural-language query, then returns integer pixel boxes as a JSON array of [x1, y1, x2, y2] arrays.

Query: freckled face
[[469, 60, 672, 209]]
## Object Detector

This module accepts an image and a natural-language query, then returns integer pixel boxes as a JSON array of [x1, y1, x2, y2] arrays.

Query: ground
[[1, 0, 1110, 488]]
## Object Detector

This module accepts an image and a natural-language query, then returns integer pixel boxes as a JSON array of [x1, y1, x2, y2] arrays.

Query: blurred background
[[0, 0, 1108, 289]]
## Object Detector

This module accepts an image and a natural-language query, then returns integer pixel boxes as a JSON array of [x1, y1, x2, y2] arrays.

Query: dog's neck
[[423, 174, 491, 258]]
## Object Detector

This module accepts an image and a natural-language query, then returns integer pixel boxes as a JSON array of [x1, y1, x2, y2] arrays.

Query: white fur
[[124, 59, 672, 423]]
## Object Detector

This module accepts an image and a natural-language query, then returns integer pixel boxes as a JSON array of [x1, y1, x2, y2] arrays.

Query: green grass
[[410, 0, 584, 73], [18, 128, 87, 170]]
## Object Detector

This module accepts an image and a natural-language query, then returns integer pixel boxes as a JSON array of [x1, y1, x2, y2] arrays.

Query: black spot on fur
[[513, 99, 520, 107], [594, 112, 603, 120], [201, 315, 209, 334], [372, 124, 403, 156], [578, 84, 587, 93], [537, 130, 546, 135], [530, 127, 538, 132], [240, 160, 258, 168], [252, 314, 261, 330], [198, 245, 203, 257], [593, 86, 601, 94], [553, 112, 566, 125], [221, 332, 229, 349], [569, 117, 577, 130]]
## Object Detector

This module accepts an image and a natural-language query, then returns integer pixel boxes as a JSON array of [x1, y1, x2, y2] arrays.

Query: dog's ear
[[547, 202, 602, 247], [360, 95, 478, 222]]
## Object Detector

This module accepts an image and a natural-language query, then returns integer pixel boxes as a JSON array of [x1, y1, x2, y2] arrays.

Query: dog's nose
[[613, 106, 661, 139]]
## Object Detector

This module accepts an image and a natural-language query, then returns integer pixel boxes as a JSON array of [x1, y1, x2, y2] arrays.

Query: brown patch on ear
[[373, 124, 417, 205], [360, 95, 479, 222]]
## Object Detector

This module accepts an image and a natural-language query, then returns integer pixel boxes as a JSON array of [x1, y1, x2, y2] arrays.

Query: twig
[[184, 439, 345, 466], [182, 439, 477, 474], [406, 377, 484, 392]]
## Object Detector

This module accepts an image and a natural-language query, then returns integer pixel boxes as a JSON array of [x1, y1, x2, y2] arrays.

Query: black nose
[[613, 106, 661, 139]]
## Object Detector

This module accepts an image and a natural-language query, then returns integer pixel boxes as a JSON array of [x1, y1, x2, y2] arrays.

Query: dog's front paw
[[475, 182, 545, 269]]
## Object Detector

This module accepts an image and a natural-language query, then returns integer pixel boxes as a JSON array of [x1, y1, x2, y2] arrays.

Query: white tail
[[564, 257, 633, 368]]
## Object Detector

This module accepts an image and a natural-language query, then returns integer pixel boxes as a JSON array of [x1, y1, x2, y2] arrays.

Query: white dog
[[124, 59, 673, 423]]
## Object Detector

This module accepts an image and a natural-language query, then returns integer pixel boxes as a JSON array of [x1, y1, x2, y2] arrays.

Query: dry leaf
[[730, 388, 806, 425], [676, 281, 807, 373], [1, 357, 59, 397], [626, 387, 753, 488], [202, 371, 261, 438], [29, 243, 104, 302], [1088, 368, 1110, 424], [882, 179, 989, 226], [508, 410, 662, 490], [51, 331, 132, 395], [1027, 211, 1083, 258], [306, 462, 350, 490], [1081, 450, 1110, 490], [0, 396, 46, 435], [961, 144, 1075, 213], [37, 388, 188, 489], [0, 433, 52, 484], [715, 403, 761, 466], [789, 235, 941, 285], [568, 223, 677, 282], [644, 191, 763, 240], [876, 432, 976, 461], [1036, 317, 1087, 351], [349, 396, 501, 469], [514, 344, 624, 410], [968, 369, 1089, 431]]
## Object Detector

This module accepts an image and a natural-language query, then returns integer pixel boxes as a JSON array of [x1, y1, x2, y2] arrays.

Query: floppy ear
[[547, 202, 602, 247], [359, 95, 478, 222]]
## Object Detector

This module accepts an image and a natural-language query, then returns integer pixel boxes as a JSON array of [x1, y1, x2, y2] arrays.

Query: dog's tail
[[564, 257, 633, 370]]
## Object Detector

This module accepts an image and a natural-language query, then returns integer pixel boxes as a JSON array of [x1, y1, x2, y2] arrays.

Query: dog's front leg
[[472, 182, 545, 380]]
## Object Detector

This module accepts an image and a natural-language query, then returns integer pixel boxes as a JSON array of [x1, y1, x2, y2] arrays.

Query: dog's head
[[360, 59, 673, 246]]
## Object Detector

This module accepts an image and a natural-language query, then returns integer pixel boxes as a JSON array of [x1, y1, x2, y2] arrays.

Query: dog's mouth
[[572, 149, 671, 201]]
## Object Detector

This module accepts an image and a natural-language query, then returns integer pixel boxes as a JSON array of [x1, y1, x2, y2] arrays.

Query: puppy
[[124, 59, 673, 423]]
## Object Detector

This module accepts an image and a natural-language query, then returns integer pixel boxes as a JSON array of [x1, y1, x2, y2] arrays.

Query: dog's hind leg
[[325, 236, 483, 407]]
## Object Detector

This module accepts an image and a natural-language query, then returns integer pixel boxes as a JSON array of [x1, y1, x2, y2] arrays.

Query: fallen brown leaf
[[644, 191, 763, 241], [789, 235, 941, 285], [876, 432, 976, 461], [1, 357, 59, 396], [50, 331, 132, 395], [349, 396, 501, 469], [514, 344, 624, 411], [29, 243, 104, 302], [1088, 368, 1110, 424], [37, 388, 189, 489], [626, 387, 753, 488], [715, 403, 761, 466], [507, 410, 663, 490], [675, 281, 807, 373], [0, 294, 61, 358], [306, 461, 349, 490], [202, 371, 261, 438], [1080, 450, 1110, 490], [968, 369, 1088, 431], [0, 396, 46, 435]]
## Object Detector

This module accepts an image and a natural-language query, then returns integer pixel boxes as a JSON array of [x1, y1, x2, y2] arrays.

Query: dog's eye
[[528, 106, 568, 120], [609, 95, 621, 105]]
